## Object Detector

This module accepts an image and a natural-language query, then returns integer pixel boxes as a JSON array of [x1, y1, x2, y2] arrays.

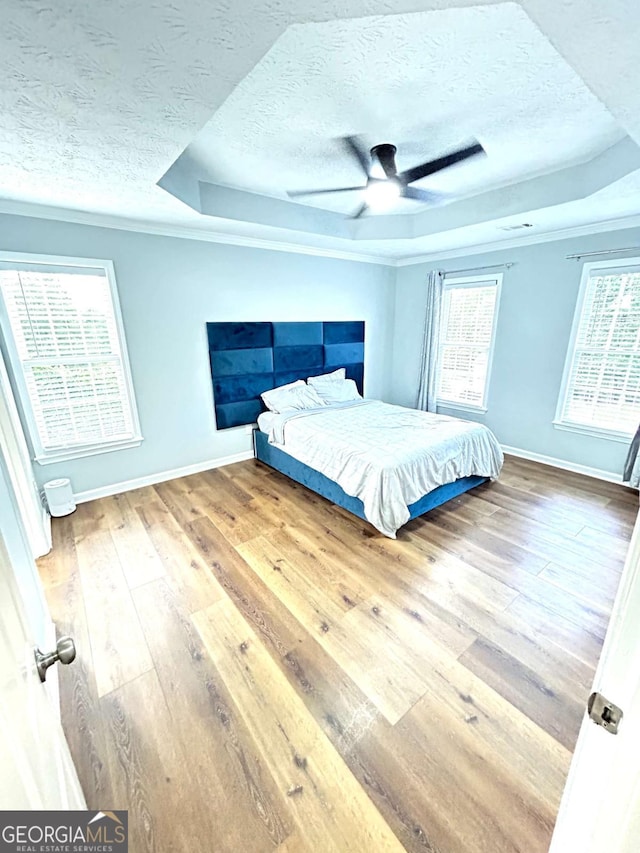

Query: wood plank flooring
[[37, 455, 637, 853]]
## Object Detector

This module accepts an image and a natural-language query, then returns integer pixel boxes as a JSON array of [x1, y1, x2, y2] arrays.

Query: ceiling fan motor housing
[[370, 143, 398, 179]]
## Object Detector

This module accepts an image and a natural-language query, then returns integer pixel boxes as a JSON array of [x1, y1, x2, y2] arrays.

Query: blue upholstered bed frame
[[254, 430, 486, 528], [206, 320, 487, 534]]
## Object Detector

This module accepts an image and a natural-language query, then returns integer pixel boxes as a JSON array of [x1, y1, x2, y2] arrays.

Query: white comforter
[[264, 400, 503, 538]]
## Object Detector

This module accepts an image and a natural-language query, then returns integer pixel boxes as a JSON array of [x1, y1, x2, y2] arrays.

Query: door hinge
[[587, 692, 623, 735]]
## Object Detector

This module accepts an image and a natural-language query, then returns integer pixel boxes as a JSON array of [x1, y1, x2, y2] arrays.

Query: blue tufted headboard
[[206, 321, 365, 429]]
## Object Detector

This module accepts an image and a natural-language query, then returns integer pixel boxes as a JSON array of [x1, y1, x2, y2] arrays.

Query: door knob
[[34, 636, 76, 682]]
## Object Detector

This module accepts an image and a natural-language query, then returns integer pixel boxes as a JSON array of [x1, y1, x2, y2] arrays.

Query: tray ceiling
[[0, 0, 639, 260], [184, 4, 622, 214]]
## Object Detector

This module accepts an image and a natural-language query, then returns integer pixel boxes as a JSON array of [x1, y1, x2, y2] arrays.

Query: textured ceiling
[[187, 4, 622, 215], [0, 0, 638, 260]]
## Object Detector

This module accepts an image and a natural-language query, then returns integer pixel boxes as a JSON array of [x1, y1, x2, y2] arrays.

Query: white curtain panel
[[416, 270, 445, 412]]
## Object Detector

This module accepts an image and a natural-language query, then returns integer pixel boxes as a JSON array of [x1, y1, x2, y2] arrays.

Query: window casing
[[0, 253, 142, 463], [436, 274, 502, 412], [555, 258, 640, 441]]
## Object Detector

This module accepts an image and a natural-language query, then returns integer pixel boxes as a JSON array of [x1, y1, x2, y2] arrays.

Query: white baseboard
[[71, 444, 631, 504], [73, 450, 254, 504], [501, 444, 631, 487]]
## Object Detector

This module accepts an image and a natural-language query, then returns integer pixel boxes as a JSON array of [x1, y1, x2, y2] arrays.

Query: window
[[0, 254, 142, 463], [436, 274, 501, 411], [555, 258, 640, 440]]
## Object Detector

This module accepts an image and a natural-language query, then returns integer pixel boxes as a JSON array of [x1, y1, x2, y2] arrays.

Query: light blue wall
[[391, 226, 640, 476], [0, 213, 395, 495], [4, 209, 635, 491]]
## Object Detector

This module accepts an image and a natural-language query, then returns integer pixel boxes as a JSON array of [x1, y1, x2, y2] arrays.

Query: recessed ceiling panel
[[186, 3, 623, 215]]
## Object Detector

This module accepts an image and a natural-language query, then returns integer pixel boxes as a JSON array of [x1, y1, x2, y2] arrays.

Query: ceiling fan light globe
[[364, 179, 401, 211]]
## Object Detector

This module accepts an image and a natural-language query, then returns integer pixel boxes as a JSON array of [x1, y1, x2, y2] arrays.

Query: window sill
[[437, 400, 488, 415], [552, 421, 632, 444], [35, 436, 144, 465]]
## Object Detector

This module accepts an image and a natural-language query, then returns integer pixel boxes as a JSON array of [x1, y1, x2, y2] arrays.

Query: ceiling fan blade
[[402, 186, 444, 204], [400, 141, 485, 185], [342, 136, 370, 177], [349, 201, 368, 219], [287, 185, 365, 197]]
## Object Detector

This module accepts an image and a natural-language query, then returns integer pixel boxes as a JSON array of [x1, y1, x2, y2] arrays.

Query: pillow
[[271, 384, 326, 412], [313, 378, 362, 405], [307, 368, 346, 389], [261, 380, 304, 413], [261, 381, 326, 413]]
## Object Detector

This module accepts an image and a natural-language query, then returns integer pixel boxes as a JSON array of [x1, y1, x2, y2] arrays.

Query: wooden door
[[0, 529, 84, 808], [550, 503, 640, 851]]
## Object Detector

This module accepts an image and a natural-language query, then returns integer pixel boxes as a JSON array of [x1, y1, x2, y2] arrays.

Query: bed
[[254, 400, 502, 538], [206, 321, 503, 538]]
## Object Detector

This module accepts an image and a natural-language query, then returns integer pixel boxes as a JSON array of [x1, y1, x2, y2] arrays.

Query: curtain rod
[[443, 262, 513, 277], [566, 247, 640, 261]]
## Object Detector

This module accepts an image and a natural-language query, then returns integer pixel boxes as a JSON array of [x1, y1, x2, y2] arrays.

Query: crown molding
[[394, 213, 640, 266], [0, 198, 395, 267], [2, 197, 640, 269]]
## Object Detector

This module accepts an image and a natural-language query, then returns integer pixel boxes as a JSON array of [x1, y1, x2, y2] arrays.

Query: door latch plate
[[587, 691, 623, 734]]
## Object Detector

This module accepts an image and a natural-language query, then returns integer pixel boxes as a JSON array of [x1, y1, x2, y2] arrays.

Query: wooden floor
[[37, 455, 636, 853]]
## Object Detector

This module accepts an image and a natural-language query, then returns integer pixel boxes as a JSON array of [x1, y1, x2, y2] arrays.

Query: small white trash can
[[43, 478, 76, 517]]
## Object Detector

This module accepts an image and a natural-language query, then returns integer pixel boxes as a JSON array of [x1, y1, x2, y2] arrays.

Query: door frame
[[0, 348, 50, 558]]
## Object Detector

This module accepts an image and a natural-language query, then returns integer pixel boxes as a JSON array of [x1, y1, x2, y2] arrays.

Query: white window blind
[[0, 258, 141, 462], [436, 277, 500, 410], [556, 262, 640, 438]]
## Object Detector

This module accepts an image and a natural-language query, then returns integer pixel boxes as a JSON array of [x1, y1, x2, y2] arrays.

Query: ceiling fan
[[287, 136, 485, 218]]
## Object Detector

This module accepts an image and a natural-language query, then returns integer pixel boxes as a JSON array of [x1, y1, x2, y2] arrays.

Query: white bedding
[[257, 411, 279, 434], [264, 400, 503, 538]]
